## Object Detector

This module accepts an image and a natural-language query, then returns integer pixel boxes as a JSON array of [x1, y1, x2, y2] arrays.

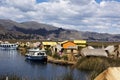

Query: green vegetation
[[45, 48, 52, 56], [75, 57, 120, 80], [52, 53, 61, 59], [61, 55, 68, 61]]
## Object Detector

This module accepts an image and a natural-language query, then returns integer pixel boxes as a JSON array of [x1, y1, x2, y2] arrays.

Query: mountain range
[[0, 19, 120, 41]]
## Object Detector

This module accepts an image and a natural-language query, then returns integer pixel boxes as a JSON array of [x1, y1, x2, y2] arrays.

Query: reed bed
[[75, 56, 120, 80]]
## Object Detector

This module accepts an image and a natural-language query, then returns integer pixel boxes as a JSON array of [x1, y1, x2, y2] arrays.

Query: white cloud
[[0, 0, 120, 34], [5, 0, 36, 11]]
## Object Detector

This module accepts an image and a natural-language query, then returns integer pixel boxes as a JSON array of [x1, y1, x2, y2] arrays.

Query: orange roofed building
[[60, 40, 78, 54], [62, 41, 77, 49]]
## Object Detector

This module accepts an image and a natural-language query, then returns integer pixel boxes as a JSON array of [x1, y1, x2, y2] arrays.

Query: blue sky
[[36, 0, 120, 3], [95, 0, 102, 3], [36, 0, 48, 3], [95, 0, 120, 3], [36, 0, 103, 3], [0, 0, 120, 34]]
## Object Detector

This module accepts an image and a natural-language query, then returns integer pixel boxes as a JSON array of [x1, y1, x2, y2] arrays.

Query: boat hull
[[26, 56, 47, 62]]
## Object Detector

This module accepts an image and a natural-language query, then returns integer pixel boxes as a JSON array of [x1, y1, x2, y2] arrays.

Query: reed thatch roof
[[95, 67, 120, 80], [105, 45, 115, 54], [87, 46, 94, 49], [81, 48, 108, 57]]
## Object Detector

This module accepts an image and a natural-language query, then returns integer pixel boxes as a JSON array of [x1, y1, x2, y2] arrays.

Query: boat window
[[41, 53, 44, 55], [38, 53, 40, 55]]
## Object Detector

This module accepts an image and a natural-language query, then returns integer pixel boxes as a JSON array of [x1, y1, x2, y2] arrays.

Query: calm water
[[0, 50, 89, 80]]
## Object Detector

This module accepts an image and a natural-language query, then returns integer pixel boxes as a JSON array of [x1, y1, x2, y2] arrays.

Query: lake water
[[0, 50, 89, 80]]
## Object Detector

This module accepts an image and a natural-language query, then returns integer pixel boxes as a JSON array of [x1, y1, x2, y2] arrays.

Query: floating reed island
[[47, 56, 76, 65]]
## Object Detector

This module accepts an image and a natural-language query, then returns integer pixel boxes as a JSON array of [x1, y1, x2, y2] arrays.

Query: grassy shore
[[75, 57, 120, 80]]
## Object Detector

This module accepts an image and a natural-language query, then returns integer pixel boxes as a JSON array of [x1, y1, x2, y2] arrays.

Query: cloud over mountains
[[0, 0, 120, 34]]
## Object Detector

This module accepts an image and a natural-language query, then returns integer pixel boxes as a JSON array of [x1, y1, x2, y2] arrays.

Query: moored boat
[[0, 43, 18, 50], [25, 51, 47, 62]]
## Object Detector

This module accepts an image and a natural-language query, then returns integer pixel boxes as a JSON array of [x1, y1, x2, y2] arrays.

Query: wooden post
[[71, 49, 75, 61]]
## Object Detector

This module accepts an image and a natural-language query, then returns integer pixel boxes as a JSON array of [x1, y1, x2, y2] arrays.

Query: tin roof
[[74, 40, 86, 44], [42, 42, 57, 46]]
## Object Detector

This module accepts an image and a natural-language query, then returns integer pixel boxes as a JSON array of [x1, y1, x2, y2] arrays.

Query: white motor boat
[[0, 43, 18, 50], [25, 51, 47, 62], [28, 48, 45, 52]]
